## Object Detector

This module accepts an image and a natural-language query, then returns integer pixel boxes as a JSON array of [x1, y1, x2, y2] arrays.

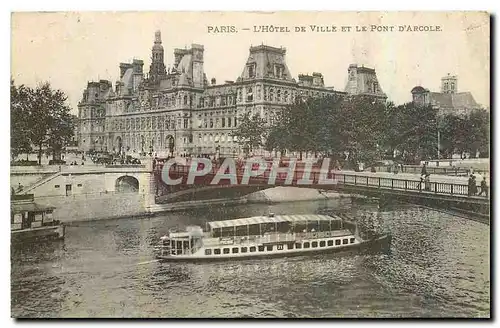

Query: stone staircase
[[21, 171, 63, 194]]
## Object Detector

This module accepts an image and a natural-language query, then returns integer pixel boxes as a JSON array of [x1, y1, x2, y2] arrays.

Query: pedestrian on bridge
[[421, 163, 428, 176], [424, 174, 431, 191], [417, 174, 425, 191], [468, 175, 477, 196], [478, 177, 488, 197]]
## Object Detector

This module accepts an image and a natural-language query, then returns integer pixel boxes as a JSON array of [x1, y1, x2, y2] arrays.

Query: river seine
[[11, 199, 490, 318]]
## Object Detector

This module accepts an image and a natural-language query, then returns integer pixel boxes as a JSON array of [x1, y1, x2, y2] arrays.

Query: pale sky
[[11, 11, 490, 114]]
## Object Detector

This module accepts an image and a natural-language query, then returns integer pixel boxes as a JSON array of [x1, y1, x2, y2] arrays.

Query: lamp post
[[437, 129, 441, 160]]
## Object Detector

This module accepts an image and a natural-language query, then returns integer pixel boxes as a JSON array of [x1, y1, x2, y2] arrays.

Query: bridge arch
[[115, 175, 139, 193]]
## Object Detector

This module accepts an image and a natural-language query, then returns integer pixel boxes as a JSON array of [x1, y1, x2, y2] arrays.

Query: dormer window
[[349, 70, 356, 80], [247, 64, 256, 78], [274, 65, 284, 78]]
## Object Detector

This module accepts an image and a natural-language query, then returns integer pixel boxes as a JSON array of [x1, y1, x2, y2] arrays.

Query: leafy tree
[[10, 81, 75, 164], [10, 80, 32, 160], [465, 109, 489, 157], [438, 109, 489, 159], [29, 82, 74, 164], [230, 112, 267, 156], [336, 95, 387, 165], [382, 102, 438, 163]]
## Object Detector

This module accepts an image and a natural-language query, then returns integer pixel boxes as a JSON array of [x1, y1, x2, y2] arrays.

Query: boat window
[[287, 242, 294, 250], [327, 240, 334, 246], [235, 225, 249, 237], [205, 249, 212, 255], [350, 238, 355, 244], [342, 239, 348, 245], [223, 248, 230, 254], [303, 242, 310, 249], [214, 248, 221, 255], [266, 245, 273, 251], [221, 227, 235, 238], [295, 243, 302, 249], [312, 241, 318, 248], [258, 245, 265, 252], [232, 247, 239, 253], [335, 239, 341, 245], [241, 247, 248, 253], [250, 246, 256, 252], [320, 241, 326, 247]]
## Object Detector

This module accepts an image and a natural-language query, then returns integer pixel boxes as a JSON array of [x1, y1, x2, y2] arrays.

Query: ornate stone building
[[78, 31, 387, 157], [411, 74, 480, 116]]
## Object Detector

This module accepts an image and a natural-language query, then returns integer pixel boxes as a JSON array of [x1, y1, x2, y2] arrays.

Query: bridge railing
[[337, 173, 487, 198], [160, 165, 489, 199]]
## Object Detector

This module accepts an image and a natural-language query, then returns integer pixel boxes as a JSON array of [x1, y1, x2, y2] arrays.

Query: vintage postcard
[[10, 11, 490, 318]]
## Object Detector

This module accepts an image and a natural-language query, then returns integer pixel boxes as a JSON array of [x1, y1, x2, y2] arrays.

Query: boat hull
[[11, 225, 65, 245], [156, 233, 392, 262]]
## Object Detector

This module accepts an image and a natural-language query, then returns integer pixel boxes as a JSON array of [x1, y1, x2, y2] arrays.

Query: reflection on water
[[11, 198, 490, 318]]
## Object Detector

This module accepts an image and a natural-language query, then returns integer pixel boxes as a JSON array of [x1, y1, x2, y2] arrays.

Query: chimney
[[211, 78, 216, 85]]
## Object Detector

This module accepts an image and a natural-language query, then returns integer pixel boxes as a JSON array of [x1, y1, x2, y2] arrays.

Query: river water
[[11, 199, 490, 318]]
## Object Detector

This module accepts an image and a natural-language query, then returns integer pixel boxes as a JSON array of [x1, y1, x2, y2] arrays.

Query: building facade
[[411, 73, 480, 116], [78, 31, 386, 157]]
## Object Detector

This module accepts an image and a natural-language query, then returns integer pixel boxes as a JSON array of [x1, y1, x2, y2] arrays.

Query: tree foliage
[[230, 112, 267, 156], [213, 93, 489, 163], [10, 80, 75, 164], [10, 80, 32, 160]]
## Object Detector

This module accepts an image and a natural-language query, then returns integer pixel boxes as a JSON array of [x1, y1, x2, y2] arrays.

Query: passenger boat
[[154, 213, 391, 262], [11, 194, 65, 244]]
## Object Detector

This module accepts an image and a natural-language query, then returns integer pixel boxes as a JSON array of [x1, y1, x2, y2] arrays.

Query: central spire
[[149, 30, 166, 85], [155, 30, 162, 44]]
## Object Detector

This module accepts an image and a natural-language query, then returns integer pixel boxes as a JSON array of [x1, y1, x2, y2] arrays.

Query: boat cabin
[[161, 226, 204, 255], [207, 214, 355, 239], [11, 194, 57, 231]]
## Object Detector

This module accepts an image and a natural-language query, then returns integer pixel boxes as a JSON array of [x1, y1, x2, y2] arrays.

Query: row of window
[[204, 238, 356, 256], [198, 117, 238, 129], [55, 184, 82, 188]]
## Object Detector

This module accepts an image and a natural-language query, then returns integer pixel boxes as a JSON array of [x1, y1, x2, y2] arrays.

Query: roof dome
[[411, 86, 428, 94]]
